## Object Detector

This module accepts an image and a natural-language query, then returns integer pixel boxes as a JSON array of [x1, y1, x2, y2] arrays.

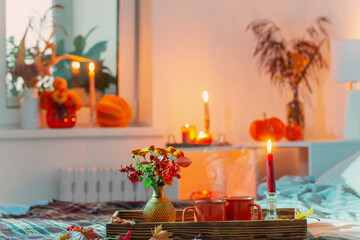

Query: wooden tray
[[106, 208, 307, 239]]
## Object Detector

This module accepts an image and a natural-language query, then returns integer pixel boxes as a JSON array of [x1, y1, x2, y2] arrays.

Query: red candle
[[266, 139, 276, 192]]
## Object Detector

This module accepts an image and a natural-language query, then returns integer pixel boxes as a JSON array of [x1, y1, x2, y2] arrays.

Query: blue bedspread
[[257, 175, 360, 221]]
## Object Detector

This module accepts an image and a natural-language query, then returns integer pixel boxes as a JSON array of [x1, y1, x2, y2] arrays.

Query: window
[[0, 0, 150, 128]]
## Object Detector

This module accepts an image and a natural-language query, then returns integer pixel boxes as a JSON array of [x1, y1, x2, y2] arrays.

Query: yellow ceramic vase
[[143, 185, 176, 222]]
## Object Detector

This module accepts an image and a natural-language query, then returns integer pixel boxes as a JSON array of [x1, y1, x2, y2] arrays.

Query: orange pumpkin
[[96, 95, 132, 127], [249, 114, 285, 142], [285, 123, 302, 141]]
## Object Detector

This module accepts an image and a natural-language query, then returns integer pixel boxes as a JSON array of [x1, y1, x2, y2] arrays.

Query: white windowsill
[[0, 127, 165, 140]]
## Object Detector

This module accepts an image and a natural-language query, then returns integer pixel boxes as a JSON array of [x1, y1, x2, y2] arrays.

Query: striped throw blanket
[[0, 199, 192, 239]]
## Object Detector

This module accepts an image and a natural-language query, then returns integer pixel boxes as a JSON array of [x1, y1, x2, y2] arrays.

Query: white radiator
[[57, 166, 152, 202]]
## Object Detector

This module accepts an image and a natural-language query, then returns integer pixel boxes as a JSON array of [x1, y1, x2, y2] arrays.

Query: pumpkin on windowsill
[[249, 113, 285, 142], [96, 95, 132, 127]]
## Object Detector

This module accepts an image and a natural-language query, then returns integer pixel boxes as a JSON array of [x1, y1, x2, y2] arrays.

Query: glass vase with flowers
[[120, 145, 192, 222], [247, 17, 331, 131]]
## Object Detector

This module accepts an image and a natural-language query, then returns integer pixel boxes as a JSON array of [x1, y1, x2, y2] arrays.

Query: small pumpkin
[[249, 114, 285, 142], [285, 122, 302, 141], [96, 95, 132, 127]]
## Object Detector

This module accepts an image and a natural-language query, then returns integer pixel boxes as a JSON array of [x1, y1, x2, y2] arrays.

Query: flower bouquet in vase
[[120, 145, 192, 222], [40, 77, 82, 128]]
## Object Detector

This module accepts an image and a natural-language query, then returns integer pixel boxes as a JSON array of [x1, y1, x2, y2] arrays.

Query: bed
[[1, 184, 359, 239], [0, 199, 192, 239], [2, 152, 360, 239]]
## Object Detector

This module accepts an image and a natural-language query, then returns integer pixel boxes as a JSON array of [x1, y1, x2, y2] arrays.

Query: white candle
[[71, 61, 80, 88], [202, 90, 210, 133], [89, 62, 96, 124]]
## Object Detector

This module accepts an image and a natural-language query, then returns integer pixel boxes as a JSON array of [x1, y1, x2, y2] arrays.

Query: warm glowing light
[[198, 131, 206, 138], [89, 62, 95, 72], [185, 123, 189, 128], [267, 139, 272, 153], [72, 61, 80, 69], [202, 90, 209, 103]]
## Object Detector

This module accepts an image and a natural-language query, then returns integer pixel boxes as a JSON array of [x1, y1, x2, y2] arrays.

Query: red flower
[[159, 158, 170, 170], [162, 174, 174, 186], [118, 230, 132, 240], [166, 160, 181, 178], [127, 171, 140, 184], [119, 165, 136, 173]]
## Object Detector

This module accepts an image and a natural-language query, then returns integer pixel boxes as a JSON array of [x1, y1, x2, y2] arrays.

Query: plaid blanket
[[0, 199, 192, 239]]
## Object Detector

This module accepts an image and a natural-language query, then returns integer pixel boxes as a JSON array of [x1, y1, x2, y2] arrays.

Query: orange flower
[[68, 90, 82, 110], [152, 156, 160, 165], [154, 148, 167, 157], [159, 158, 170, 170], [51, 89, 68, 104], [154, 170, 161, 176], [163, 175, 174, 186], [131, 148, 141, 155], [166, 146, 176, 155], [53, 77, 67, 90], [138, 148, 150, 156], [173, 150, 184, 158]]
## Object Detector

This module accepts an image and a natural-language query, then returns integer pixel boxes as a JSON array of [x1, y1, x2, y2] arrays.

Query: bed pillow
[[315, 150, 360, 194]]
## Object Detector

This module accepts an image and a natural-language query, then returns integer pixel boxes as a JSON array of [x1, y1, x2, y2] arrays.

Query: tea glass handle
[[250, 203, 262, 220], [182, 207, 195, 222]]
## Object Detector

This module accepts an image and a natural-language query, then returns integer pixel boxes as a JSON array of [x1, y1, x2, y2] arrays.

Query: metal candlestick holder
[[264, 191, 279, 220]]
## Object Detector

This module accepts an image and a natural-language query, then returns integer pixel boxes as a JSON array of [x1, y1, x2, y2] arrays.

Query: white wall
[[0, 129, 165, 204], [150, 0, 358, 143]]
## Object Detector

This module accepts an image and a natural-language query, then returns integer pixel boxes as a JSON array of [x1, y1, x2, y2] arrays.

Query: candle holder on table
[[264, 191, 279, 220]]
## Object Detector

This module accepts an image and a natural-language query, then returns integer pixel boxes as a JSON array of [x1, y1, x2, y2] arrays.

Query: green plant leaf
[[72, 35, 86, 55], [84, 26, 98, 40], [144, 180, 152, 188], [84, 41, 108, 62]]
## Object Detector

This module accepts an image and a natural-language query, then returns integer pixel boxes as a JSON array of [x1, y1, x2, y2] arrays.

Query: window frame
[[0, 0, 140, 128]]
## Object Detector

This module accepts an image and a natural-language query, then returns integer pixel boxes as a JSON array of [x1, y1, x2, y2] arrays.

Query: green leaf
[[144, 180, 151, 188], [84, 41, 107, 61], [72, 35, 86, 55], [84, 26, 98, 40]]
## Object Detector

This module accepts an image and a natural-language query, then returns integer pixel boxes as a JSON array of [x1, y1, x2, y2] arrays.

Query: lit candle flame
[[267, 139, 272, 153], [72, 61, 80, 70], [202, 90, 209, 103], [89, 62, 95, 72], [198, 131, 206, 138], [185, 123, 189, 128]]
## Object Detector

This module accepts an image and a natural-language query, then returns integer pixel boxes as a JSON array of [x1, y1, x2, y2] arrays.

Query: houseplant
[[120, 145, 192, 222], [247, 17, 330, 129], [53, 27, 116, 94]]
